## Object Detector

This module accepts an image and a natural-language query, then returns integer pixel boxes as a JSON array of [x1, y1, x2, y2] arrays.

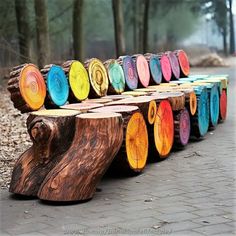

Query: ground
[[0, 60, 235, 236]]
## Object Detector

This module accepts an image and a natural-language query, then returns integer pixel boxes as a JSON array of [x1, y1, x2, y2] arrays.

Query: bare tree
[[73, 0, 84, 61], [34, 0, 50, 68], [112, 0, 126, 57], [15, 0, 31, 63]]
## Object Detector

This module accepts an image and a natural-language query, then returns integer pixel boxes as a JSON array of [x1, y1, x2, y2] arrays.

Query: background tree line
[[0, 0, 235, 69]]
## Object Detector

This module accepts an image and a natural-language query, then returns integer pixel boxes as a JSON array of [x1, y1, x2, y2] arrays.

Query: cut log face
[[103, 59, 125, 94], [157, 53, 172, 82], [174, 50, 190, 77], [144, 53, 162, 84], [219, 89, 227, 121], [61, 103, 104, 113], [132, 54, 150, 87], [9, 109, 80, 196], [90, 105, 148, 173], [84, 58, 109, 97], [191, 87, 209, 137], [148, 85, 173, 92], [165, 51, 180, 79], [209, 84, 220, 127], [37, 112, 123, 201], [41, 64, 69, 107], [62, 60, 90, 102], [7, 64, 46, 113], [117, 56, 138, 90], [174, 108, 191, 147], [154, 100, 174, 158]]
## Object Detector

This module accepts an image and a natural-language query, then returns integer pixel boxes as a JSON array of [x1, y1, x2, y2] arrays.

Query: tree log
[[144, 53, 162, 85], [82, 98, 113, 104], [219, 89, 227, 121], [7, 64, 46, 113], [37, 112, 123, 201], [152, 91, 185, 111], [103, 59, 125, 94], [157, 53, 172, 82], [174, 108, 191, 147], [131, 54, 150, 87], [90, 105, 148, 174], [153, 100, 174, 158], [103, 94, 132, 101], [122, 91, 148, 96], [62, 60, 90, 102], [9, 109, 80, 196], [117, 56, 138, 90], [41, 64, 69, 108], [165, 51, 180, 79], [191, 87, 209, 138], [84, 58, 109, 98], [174, 50, 190, 77]]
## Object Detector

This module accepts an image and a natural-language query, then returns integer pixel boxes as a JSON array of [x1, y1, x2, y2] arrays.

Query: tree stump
[[41, 64, 69, 108], [191, 86, 209, 137], [62, 60, 90, 102], [117, 56, 138, 90], [165, 51, 180, 79], [7, 64, 46, 113], [174, 108, 191, 147], [157, 53, 172, 82], [219, 89, 227, 121], [84, 58, 109, 97], [153, 100, 174, 158], [174, 49, 190, 77], [132, 54, 150, 87], [9, 109, 80, 196], [90, 105, 148, 174], [61, 103, 104, 113], [144, 53, 162, 84], [37, 112, 123, 201], [103, 59, 125, 94]]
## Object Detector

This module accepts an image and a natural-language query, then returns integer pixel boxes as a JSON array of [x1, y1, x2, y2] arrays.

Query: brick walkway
[[1, 65, 235, 236]]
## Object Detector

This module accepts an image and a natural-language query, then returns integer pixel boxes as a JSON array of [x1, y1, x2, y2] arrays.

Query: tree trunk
[[133, 0, 137, 52], [143, 0, 150, 53], [37, 112, 123, 201], [14, 0, 31, 63], [34, 0, 50, 68], [138, 0, 144, 53], [228, 0, 235, 54], [9, 109, 80, 196], [112, 0, 126, 57], [222, 27, 228, 56], [73, 0, 84, 61]]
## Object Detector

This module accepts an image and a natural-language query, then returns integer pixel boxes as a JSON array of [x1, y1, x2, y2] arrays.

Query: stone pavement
[[0, 65, 235, 236]]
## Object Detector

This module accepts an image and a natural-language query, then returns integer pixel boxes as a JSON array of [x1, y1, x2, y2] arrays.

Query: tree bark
[[14, 0, 31, 63], [143, 0, 150, 52], [112, 0, 126, 57], [34, 0, 50, 68], [73, 0, 84, 61], [228, 0, 235, 54], [222, 27, 228, 56], [9, 110, 80, 196], [37, 113, 123, 201]]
